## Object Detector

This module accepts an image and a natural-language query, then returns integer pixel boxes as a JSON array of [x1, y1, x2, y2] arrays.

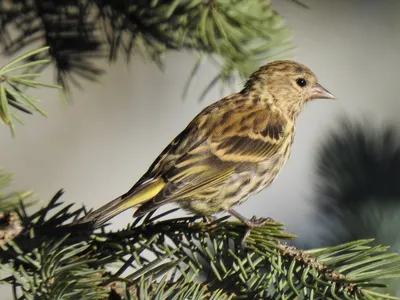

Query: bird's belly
[[179, 152, 291, 216], [232, 158, 285, 205]]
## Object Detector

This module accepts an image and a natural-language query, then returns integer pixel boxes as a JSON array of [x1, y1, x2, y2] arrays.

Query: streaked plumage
[[80, 60, 334, 244]]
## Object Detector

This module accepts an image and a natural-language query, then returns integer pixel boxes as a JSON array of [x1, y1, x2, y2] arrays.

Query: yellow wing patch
[[120, 177, 166, 209]]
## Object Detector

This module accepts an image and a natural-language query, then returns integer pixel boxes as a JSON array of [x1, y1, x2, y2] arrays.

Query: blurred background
[[1, 0, 400, 297]]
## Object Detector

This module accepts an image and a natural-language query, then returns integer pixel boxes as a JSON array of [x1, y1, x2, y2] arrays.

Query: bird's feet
[[241, 216, 274, 247], [244, 216, 274, 228], [202, 215, 217, 224], [228, 208, 274, 248]]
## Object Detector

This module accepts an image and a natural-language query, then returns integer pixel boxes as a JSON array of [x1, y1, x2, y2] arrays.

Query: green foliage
[[0, 47, 62, 134], [0, 0, 292, 97], [313, 120, 400, 296], [314, 121, 400, 244], [0, 168, 34, 213], [0, 0, 293, 133], [174, 0, 293, 99], [2, 4, 400, 300], [1, 191, 400, 299], [1, 239, 107, 300]]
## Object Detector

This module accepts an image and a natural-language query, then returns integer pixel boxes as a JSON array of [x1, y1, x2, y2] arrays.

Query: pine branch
[[0, 0, 294, 132], [313, 120, 400, 244], [0, 46, 62, 134], [1, 191, 400, 299], [313, 119, 400, 296], [0, 0, 293, 96], [314, 119, 400, 220], [0, 168, 34, 213], [0, 168, 35, 255]]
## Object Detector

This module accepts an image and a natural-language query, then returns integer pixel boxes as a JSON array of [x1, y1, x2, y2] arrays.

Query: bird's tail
[[79, 177, 165, 228]]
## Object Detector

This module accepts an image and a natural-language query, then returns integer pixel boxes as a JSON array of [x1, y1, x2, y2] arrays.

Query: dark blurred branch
[[312, 119, 400, 295]]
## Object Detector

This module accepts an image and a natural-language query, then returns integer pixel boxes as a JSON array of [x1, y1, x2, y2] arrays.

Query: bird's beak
[[309, 83, 335, 100]]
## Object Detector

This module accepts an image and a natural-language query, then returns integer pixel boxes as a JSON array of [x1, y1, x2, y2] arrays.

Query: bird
[[80, 60, 335, 245]]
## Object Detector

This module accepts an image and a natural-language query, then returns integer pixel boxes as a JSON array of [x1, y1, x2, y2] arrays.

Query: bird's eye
[[296, 78, 307, 88]]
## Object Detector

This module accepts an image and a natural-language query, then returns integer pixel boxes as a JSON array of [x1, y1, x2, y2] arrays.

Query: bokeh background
[[1, 0, 400, 297]]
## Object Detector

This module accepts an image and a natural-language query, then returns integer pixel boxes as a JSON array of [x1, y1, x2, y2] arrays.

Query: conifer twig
[[1, 191, 400, 299]]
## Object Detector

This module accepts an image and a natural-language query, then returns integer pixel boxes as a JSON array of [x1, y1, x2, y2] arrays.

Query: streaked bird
[[80, 60, 334, 245]]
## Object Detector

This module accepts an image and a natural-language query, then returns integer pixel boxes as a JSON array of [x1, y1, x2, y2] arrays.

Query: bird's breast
[[226, 135, 294, 206]]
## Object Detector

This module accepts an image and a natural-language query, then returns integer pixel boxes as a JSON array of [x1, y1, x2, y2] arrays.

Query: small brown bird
[[81, 60, 334, 244]]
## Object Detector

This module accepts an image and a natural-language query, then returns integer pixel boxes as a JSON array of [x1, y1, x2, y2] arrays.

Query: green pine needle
[[1, 192, 400, 299], [0, 47, 61, 134]]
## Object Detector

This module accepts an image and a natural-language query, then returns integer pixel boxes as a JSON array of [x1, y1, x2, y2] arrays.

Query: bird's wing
[[133, 141, 236, 216], [134, 105, 291, 216], [209, 107, 291, 163]]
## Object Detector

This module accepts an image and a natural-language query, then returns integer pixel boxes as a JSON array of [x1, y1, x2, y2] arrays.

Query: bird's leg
[[202, 215, 217, 223], [228, 208, 274, 247]]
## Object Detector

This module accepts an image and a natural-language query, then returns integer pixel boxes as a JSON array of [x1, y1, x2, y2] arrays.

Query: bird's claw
[[241, 216, 274, 248], [202, 216, 217, 223], [245, 216, 274, 228]]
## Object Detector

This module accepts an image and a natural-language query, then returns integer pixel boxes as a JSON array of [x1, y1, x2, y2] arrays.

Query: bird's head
[[243, 60, 334, 117]]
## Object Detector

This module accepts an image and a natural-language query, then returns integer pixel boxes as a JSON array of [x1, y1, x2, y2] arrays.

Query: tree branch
[[1, 190, 400, 299]]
